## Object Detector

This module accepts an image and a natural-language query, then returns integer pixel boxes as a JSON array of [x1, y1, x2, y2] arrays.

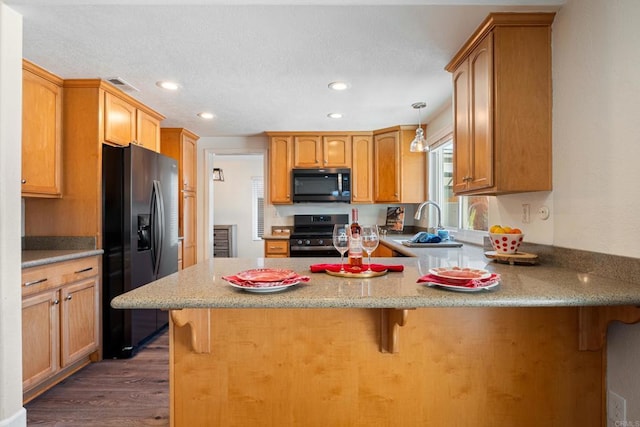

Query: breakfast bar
[[112, 242, 640, 426]]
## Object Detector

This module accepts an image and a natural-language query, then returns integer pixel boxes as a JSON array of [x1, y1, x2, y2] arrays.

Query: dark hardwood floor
[[26, 330, 169, 426]]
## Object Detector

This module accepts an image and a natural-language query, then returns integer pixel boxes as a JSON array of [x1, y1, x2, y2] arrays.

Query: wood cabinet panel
[[22, 289, 59, 391], [104, 92, 136, 146], [182, 192, 197, 268], [264, 239, 289, 257], [171, 307, 602, 426], [351, 134, 373, 204], [21, 60, 63, 198], [136, 109, 161, 152], [22, 256, 100, 402], [269, 135, 293, 204], [60, 277, 99, 367], [373, 131, 401, 202], [446, 13, 554, 195], [322, 135, 351, 167], [293, 135, 322, 168]]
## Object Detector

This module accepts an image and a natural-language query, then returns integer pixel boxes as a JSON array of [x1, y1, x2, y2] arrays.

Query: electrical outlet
[[608, 390, 626, 424], [522, 204, 531, 224]]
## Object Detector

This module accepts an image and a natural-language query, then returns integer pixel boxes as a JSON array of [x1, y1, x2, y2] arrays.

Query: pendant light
[[409, 101, 427, 152]]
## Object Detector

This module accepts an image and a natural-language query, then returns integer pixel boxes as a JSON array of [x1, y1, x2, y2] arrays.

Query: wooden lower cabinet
[[22, 256, 100, 403], [264, 239, 289, 257], [170, 307, 602, 426]]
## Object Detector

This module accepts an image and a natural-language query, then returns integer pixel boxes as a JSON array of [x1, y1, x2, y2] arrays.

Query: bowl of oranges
[[489, 225, 524, 254]]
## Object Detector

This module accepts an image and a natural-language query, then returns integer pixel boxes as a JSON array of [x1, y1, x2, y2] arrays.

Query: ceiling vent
[[105, 77, 139, 92]]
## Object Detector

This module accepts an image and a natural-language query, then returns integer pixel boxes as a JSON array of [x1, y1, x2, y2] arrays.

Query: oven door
[[289, 242, 340, 258]]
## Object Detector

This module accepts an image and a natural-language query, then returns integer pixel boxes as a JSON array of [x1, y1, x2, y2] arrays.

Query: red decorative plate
[[235, 268, 297, 282], [428, 267, 491, 283]]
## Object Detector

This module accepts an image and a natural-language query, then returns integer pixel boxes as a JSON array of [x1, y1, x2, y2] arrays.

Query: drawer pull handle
[[24, 278, 47, 287], [74, 267, 94, 274]]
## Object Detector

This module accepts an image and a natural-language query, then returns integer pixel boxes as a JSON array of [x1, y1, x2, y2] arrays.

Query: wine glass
[[361, 225, 379, 271], [332, 224, 349, 272]]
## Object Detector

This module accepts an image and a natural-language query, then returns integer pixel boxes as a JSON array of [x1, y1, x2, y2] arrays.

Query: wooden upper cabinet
[[181, 134, 197, 192], [322, 135, 351, 168], [22, 60, 63, 198], [373, 131, 401, 203], [446, 12, 555, 195], [293, 135, 321, 168], [293, 134, 351, 168], [160, 128, 199, 194], [373, 127, 426, 204], [136, 109, 161, 152], [351, 134, 373, 204], [269, 135, 293, 204], [104, 92, 136, 146]]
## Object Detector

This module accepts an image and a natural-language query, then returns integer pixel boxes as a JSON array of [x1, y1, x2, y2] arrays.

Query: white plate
[[424, 281, 499, 293], [429, 267, 491, 282], [228, 281, 300, 293]]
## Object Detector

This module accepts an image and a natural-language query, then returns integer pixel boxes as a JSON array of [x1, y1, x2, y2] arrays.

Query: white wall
[[0, 3, 26, 426], [212, 154, 264, 258], [547, 0, 640, 423]]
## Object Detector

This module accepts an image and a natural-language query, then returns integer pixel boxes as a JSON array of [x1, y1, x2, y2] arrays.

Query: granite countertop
[[111, 238, 640, 310], [22, 249, 104, 269], [262, 234, 291, 240]]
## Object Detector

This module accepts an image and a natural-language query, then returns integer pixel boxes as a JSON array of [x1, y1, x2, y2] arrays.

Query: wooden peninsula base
[[169, 307, 604, 426]]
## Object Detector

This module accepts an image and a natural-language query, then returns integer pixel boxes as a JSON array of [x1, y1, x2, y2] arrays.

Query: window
[[251, 177, 264, 240], [428, 137, 488, 234]]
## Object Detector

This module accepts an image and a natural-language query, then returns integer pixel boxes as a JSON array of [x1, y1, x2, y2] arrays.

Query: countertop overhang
[[111, 241, 640, 310]]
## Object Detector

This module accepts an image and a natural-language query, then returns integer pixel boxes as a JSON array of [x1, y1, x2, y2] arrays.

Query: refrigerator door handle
[[151, 180, 164, 278]]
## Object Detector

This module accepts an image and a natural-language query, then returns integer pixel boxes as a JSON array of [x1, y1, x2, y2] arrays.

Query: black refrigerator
[[102, 144, 179, 358]]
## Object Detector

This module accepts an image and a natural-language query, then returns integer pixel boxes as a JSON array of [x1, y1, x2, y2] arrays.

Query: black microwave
[[292, 168, 351, 203]]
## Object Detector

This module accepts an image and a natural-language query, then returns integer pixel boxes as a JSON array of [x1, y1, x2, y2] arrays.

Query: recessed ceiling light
[[198, 112, 215, 120], [156, 80, 180, 91], [327, 113, 343, 119], [328, 81, 350, 91]]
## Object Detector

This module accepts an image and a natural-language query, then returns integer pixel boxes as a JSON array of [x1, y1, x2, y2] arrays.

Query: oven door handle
[[337, 173, 343, 193]]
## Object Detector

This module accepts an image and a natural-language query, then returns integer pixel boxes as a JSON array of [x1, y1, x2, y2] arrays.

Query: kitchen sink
[[393, 239, 463, 248]]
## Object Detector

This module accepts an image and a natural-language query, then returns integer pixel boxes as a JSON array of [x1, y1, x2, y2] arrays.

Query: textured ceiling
[[7, 1, 562, 138]]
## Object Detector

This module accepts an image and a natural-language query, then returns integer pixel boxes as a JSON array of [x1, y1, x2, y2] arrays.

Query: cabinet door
[[136, 110, 161, 152], [104, 92, 136, 146], [269, 136, 293, 204], [22, 290, 59, 390], [373, 131, 401, 202], [322, 135, 351, 167], [22, 67, 62, 197], [293, 135, 322, 168], [182, 191, 197, 268], [182, 134, 197, 192], [351, 135, 373, 203], [467, 34, 494, 192], [452, 60, 472, 194], [60, 277, 99, 367]]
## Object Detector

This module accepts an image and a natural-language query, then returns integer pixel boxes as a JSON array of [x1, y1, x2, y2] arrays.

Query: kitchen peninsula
[[112, 240, 640, 426]]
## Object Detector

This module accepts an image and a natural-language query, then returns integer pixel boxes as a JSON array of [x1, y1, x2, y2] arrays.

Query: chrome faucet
[[414, 201, 443, 230]]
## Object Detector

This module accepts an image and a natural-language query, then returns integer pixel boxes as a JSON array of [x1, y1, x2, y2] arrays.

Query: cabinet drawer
[[22, 256, 99, 297], [265, 240, 289, 256]]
